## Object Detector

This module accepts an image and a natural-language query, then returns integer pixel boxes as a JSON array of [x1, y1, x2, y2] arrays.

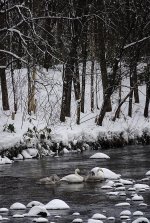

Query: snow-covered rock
[[133, 211, 143, 216], [115, 186, 126, 191], [120, 179, 133, 185], [92, 213, 107, 220], [10, 202, 26, 210], [139, 203, 147, 208], [102, 168, 120, 180], [120, 215, 130, 220], [0, 156, 13, 164], [72, 218, 83, 223], [90, 152, 110, 159], [101, 185, 113, 190], [54, 215, 61, 218], [26, 206, 50, 217], [128, 187, 136, 192], [120, 210, 131, 216], [0, 208, 9, 212], [72, 212, 80, 216], [106, 192, 119, 196], [107, 217, 115, 221], [27, 148, 38, 157], [115, 202, 130, 207], [27, 201, 44, 208], [145, 170, 150, 176], [13, 214, 24, 218], [21, 150, 32, 159], [88, 219, 103, 223], [13, 154, 24, 160], [63, 148, 70, 154], [45, 199, 70, 210], [32, 217, 48, 222], [119, 192, 126, 196], [132, 194, 144, 201], [133, 184, 149, 191], [3, 156, 13, 164], [132, 217, 149, 223]]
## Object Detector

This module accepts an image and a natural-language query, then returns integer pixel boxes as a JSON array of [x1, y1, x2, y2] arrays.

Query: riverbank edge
[[0, 127, 150, 161]]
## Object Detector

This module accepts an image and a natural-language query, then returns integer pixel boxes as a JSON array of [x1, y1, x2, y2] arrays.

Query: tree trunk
[[116, 74, 122, 119], [97, 59, 119, 125], [128, 66, 133, 117], [96, 67, 99, 109], [73, 61, 81, 124], [133, 62, 139, 103], [144, 84, 150, 118], [0, 67, 10, 111], [91, 60, 94, 112], [60, 58, 74, 122], [11, 62, 17, 113], [96, 0, 112, 112], [81, 40, 87, 113], [27, 64, 32, 115], [144, 62, 150, 117], [0, 3, 10, 111], [113, 89, 133, 122]]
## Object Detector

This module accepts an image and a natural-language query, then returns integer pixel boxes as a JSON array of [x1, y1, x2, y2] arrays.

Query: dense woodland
[[0, 0, 150, 126]]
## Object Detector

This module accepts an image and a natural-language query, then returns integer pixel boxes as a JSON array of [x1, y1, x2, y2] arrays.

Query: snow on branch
[[124, 36, 150, 49], [0, 50, 27, 64], [8, 28, 27, 45]]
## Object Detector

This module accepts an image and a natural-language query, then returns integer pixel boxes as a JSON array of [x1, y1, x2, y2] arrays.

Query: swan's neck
[[75, 169, 80, 175]]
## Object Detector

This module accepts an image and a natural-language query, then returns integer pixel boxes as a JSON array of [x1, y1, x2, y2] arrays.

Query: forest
[[0, 0, 150, 128]]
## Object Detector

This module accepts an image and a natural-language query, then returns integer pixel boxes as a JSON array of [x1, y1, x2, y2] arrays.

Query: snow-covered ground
[[0, 62, 149, 152]]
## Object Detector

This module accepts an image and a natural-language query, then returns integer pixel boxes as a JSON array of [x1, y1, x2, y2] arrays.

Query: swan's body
[[85, 167, 104, 182], [39, 174, 60, 184], [61, 169, 84, 183]]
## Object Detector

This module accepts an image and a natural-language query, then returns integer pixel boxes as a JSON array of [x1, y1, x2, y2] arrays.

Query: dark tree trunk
[[60, 59, 74, 122], [97, 59, 119, 125], [133, 62, 140, 103], [96, 67, 99, 109], [0, 6, 9, 111], [74, 62, 81, 125], [113, 89, 133, 122], [116, 70, 122, 119], [91, 60, 94, 112], [60, 0, 88, 122], [128, 73, 133, 117], [128, 59, 137, 117], [0, 67, 10, 111], [81, 36, 87, 113], [144, 84, 150, 118], [144, 63, 150, 117], [96, 1, 112, 112], [11, 62, 17, 113]]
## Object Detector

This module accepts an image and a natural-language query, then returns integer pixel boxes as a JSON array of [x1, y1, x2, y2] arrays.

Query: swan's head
[[75, 168, 80, 174], [51, 174, 60, 182]]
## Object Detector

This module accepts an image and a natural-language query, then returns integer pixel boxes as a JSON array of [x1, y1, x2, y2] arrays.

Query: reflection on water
[[0, 145, 150, 222]]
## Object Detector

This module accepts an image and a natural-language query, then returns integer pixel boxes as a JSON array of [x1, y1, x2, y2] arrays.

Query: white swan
[[60, 168, 84, 183], [85, 167, 104, 182]]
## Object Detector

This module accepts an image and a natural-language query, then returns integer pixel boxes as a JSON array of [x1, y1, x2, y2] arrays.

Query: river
[[0, 145, 150, 222]]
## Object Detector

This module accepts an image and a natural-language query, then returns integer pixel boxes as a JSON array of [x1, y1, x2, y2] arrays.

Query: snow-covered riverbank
[[0, 64, 150, 159]]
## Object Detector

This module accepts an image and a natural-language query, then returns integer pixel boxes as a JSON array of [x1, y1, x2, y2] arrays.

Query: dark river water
[[0, 145, 150, 223]]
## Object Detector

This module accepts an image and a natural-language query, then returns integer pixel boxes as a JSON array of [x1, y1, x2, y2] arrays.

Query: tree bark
[[0, 4, 9, 111], [81, 35, 87, 113], [144, 62, 150, 117], [113, 89, 133, 122], [91, 60, 94, 112], [96, 0, 112, 112]]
